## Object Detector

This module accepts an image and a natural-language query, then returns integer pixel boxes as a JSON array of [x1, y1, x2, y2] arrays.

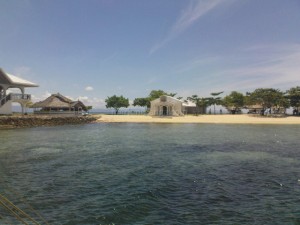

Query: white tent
[[149, 95, 184, 116]]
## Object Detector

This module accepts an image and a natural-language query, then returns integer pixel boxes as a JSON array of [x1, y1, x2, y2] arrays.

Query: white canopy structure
[[0, 68, 38, 88], [149, 95, 184, 116], [0, 68, 38, 114]]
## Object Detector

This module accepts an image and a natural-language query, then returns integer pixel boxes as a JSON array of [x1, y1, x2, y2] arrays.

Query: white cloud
[[78, 96, 89, 101], [85, 86, 94, 91], [42, 91, 51, 98], [215, 43, 300, 92], [171, 0, 223, 35], [77, 96, 106, 108], [150, 0, 226, 54], [166, 43, 300, 97], [30, 91, 51, 102], [66, 95, 75, 101]]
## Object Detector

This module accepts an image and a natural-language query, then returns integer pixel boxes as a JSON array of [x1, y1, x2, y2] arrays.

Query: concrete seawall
[[0, 115, 98, 128]]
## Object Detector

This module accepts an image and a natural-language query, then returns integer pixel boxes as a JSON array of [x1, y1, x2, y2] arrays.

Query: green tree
[[286, 86, 300, 114], [133, 97, 149, 109], [247, 88, 287, 112], [105, 95, 129, 114], [148, 90, 176, 100], [222, 91, 244, 114], [86, 106, 93, 112], [209, 91, 224, 114], [187, 95, 210, 115], [133, 90, 176, 110]]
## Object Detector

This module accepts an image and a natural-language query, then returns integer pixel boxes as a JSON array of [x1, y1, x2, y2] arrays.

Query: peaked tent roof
[[182, 101, 196, 107], [150, 95, 182, 104], [0, 68, 38, 87], [150, 95, 197, 107]]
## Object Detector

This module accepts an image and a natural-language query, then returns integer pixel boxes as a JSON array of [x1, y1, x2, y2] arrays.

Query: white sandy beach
[[95, 114, 300, 125]]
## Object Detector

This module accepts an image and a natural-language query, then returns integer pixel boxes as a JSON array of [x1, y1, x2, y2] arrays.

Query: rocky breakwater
[[0, 115, 98, 129]]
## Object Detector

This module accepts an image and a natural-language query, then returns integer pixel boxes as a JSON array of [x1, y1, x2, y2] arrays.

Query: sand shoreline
[[95, 114, 300, 125]]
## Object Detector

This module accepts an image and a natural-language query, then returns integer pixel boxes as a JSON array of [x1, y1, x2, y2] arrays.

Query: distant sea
[[1, 123, 300, 225]]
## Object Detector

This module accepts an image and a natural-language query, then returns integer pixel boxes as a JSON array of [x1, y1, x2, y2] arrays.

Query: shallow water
[[1, 123, 300, 224]]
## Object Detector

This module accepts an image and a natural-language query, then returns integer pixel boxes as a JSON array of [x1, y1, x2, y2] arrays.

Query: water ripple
[[1, 124, 300, 224]]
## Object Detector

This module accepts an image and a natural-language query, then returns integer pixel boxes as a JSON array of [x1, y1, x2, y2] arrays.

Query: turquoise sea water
[[1, 123, 300, 225]]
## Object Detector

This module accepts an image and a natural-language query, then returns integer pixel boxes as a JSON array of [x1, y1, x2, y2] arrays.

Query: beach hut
[[0, 68, 38, 114], [246, 104, 286, 115], [32, 93, 87, 115], [149, 95, 184, 116], [182, 101, 203, 115], [226, 106, 242, 114], [246, 104, 264, 114]]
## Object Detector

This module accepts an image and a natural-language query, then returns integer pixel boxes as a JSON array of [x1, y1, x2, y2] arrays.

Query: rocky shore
[[0, 115, 98, 129]]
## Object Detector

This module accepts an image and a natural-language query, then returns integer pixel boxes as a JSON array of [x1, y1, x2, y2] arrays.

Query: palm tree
[[209, 91, 224, 114], [187, 95, 211, 115]]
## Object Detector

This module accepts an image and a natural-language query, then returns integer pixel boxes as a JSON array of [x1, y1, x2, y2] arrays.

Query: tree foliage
[[133, 97, 149, 108], [247, 88, 287, 109], [148, 90, 176, 100], [187, 95, 210, 115], [209, 91, 224, 114], [286, 86, 300, 109], [210, 91, 224, 97], [133, 90, 176, 109], [209, 91, 224, 104], [222, 91, 244, 113], [86, 105, 93, 111], [86, 106, 93, 112], [105, 95, 129, 114]]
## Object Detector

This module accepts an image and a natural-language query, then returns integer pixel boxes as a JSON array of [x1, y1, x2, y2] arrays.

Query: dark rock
[[0, 115, 97, 129]]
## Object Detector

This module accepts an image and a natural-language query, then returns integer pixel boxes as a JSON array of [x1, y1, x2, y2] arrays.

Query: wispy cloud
[[169, 43, 300, 96], [175, 56, 220, 73], [215, 43, 300, 92], [31, 91, 51, 102], [150, 0, 225, 54]]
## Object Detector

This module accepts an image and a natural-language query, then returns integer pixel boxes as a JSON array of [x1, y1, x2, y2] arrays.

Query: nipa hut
[[245, 104, 264, 114], [32, 93, 87, 115], [246, 104, 286, 115], [182, 100, 203, 114]]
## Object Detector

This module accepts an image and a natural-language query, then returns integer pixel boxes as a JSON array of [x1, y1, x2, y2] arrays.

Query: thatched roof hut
[[32, 93, 87, 113], [245, 104, 264, 110]]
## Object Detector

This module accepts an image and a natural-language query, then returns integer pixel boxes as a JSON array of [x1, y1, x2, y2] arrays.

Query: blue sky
[[1, 0, 300, 108]]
